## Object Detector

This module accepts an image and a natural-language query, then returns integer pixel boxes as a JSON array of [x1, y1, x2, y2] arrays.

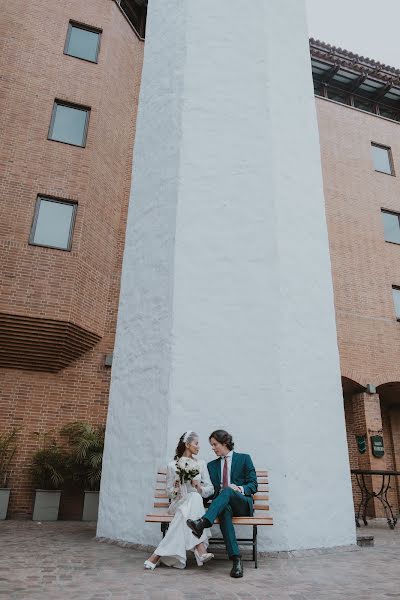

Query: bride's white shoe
[[144, 559, 160, 570], [194, 548, 214, 566]]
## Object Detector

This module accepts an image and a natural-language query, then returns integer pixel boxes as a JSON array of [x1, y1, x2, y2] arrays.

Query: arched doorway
[[343, 377, 400, 519], [376, 382, 400, 517], [342, 377, 367, 515]]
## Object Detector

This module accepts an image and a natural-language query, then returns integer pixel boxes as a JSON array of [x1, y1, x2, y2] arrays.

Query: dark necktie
[[222, 456, 228, 488]]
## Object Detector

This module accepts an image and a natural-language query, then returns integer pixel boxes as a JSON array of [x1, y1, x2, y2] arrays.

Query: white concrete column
[[97, 0, 356, 551]]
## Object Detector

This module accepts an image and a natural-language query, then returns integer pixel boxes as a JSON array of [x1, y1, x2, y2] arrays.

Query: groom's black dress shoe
[[230, 556, 243, 578], [186, 517, 208, 538]]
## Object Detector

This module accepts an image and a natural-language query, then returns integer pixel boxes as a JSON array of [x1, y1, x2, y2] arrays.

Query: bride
[[144, 431, 214, 569]]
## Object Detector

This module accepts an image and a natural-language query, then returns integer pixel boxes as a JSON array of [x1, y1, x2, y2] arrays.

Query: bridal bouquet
[[176, 457, 200, 484]]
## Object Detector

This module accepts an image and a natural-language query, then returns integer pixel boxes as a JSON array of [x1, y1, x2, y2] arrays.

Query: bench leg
[[253, 525, 258, 568], [161, 523, 169, 538]]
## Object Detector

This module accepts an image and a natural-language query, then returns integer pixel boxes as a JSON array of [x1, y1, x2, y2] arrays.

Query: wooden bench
[[145, 468, 273, 567]]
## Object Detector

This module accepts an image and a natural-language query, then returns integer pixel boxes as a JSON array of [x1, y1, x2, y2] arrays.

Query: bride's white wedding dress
[[154, 458, 214, 568]]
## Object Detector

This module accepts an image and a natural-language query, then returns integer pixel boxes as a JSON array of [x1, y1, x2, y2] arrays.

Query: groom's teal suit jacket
[[207, 452, 258, 514]]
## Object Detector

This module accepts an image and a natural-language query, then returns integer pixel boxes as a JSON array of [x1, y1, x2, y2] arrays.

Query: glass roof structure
[[310, 39, 400, 122]]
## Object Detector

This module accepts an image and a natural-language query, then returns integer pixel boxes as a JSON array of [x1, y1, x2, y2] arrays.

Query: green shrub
[[61, 422, 105, 491], [0, 429, 19, 488], [30, 435, 67, 490]]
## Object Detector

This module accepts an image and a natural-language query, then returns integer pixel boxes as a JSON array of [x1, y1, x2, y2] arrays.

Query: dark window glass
[[120, 0, 147, 38], [353, 97, 375, 113], [379, 106, 400, 122], [392, 287, 400, 319], [49, 102, 90, 147], [327, 88, 349, 105], [30, 197, 77, 250], [65, 23, 101, 63], [382, 211, 400, 244], [371, 144, 394, 175], [313, 80, 324, 96]]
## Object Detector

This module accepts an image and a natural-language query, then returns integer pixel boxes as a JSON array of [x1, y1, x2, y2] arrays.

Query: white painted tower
[[97, 0, 356, 551]]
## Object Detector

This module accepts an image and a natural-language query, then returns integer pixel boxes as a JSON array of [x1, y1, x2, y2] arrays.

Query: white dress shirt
[[220, 451, 244, 494]]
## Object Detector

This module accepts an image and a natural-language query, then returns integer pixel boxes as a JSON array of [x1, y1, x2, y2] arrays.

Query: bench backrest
[[153, 468, 269, 514]]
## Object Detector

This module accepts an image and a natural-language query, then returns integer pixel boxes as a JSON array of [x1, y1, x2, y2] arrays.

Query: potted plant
[[31, 434, 67, 521], [0, 428, 18, 519], [61, 421, 105, 521]]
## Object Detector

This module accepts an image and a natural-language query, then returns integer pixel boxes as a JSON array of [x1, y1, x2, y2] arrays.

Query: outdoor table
[[351, 469, 400, 530]]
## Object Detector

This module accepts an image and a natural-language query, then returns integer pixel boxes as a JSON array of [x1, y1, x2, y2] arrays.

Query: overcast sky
[[306, 0, 400, 69]]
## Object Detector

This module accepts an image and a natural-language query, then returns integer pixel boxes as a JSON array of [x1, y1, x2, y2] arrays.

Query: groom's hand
[[228, 484, 241, 492]]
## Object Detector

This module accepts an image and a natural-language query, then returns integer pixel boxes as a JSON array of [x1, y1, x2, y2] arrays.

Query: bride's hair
[[174, 431, 198, 459]]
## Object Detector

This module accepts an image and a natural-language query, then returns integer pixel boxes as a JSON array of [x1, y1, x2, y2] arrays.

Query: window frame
[[48, 99, 91, 148], [64, 20, 102, 64], [392, 286, 400, 321], [29, 195, 78, 252], [381, 209, 400, 245], [371, 142, 395, 176]]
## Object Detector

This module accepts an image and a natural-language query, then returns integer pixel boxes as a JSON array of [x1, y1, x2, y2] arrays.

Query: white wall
[[98, 0, 356, 551]]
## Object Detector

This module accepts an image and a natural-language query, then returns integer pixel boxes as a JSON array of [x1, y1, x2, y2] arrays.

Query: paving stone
[[1, 521, 400, 599]]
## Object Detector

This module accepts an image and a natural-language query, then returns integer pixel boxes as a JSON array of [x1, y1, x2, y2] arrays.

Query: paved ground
[[1, 520, 400, 599]]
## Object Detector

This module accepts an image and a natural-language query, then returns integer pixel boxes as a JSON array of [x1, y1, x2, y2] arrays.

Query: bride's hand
[[191, 479, 202, 492]]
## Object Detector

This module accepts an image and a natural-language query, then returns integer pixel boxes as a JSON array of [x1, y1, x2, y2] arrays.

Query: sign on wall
[[356, 435, 366, 454], [371, 435, 385, 458]]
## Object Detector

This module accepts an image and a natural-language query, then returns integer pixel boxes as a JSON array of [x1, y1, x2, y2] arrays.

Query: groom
[[187, 429, 257, 578]]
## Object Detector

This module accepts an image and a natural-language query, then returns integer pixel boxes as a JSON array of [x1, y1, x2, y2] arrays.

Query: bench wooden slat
[[154, 491, 269, 500], [154, 502, 270, 510], [157, 476, 268, 485], [157, 482, 260, 489], [157, 468, 268, 477], [145, 514, 273, 525]]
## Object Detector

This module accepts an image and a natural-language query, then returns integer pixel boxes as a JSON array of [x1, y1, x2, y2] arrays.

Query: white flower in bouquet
[[176, 457, 200, 484]]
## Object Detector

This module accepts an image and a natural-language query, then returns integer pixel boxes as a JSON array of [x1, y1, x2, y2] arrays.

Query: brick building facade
[[1, 3, 400, 519], [313, 40, 400, 517], [1, 0, 144, 517]]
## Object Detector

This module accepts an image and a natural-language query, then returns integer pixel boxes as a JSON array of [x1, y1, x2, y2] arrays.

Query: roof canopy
[[310, 39, 400, 118]]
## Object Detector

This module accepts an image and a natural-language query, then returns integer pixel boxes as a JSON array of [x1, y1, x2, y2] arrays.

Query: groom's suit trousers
[[204, 488, 250, 557]]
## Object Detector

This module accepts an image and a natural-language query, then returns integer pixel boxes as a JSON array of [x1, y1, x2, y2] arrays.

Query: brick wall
[[317, 98, 400, 384], [0, 0, 143, 517], [317, 97, 400, 513]]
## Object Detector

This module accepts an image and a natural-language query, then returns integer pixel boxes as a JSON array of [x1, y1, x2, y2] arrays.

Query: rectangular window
[[392, 287, 400, 320], [48, 101, 90, 147], [371, 143, 394, 175], [382, 210, 400, 244], [64, 21, 101, 63], [29, 196, 77, 251]]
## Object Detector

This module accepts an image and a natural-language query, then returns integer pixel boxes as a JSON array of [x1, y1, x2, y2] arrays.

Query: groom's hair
[[209, 429, 234, 451]]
